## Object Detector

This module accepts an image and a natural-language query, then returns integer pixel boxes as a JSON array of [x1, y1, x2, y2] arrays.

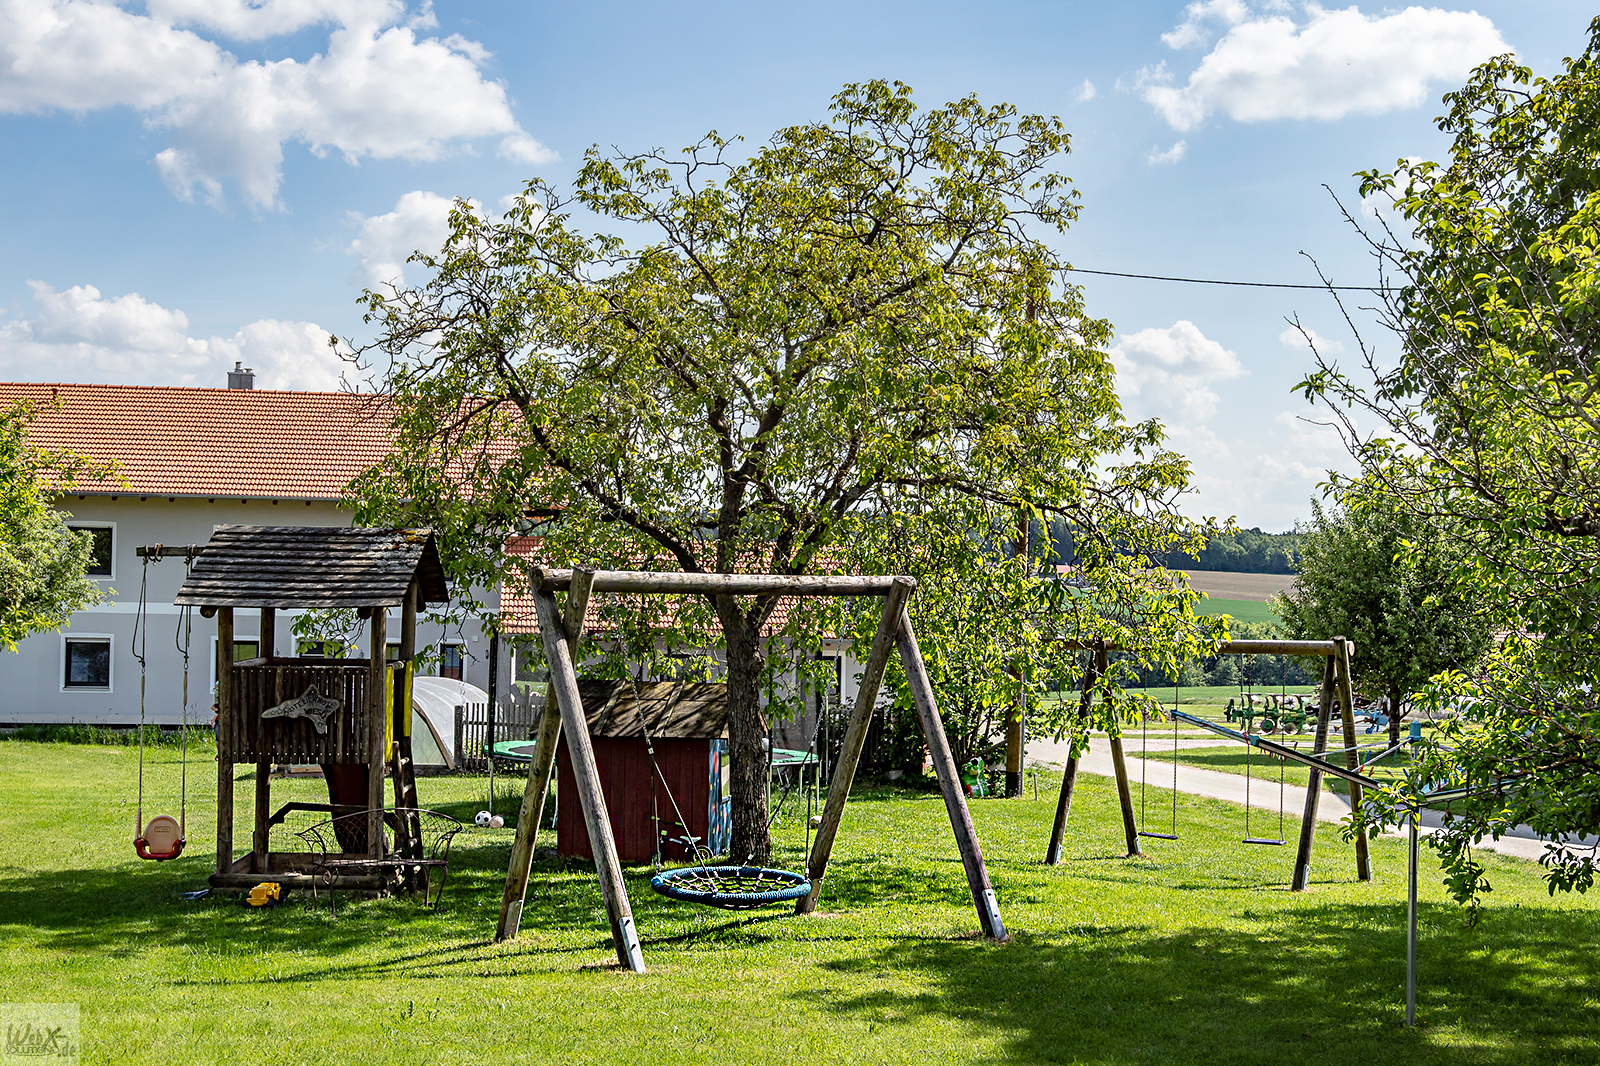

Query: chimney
[[227, 361, 255, 390]]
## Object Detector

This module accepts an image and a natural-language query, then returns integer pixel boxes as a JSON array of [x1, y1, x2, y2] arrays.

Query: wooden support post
[[497, 567, 595, 941], [532, 586, 644, 972], [252, 607, 274, 866], [367, 606, 388, 860], [1005, 512, 1029, 798], [1005, 685, 1025, 798], [215, 607, 234, 878], [796, 578, 914, 914], [1046, 647, 1100, 865], [1334, 636, 1371, 880], [1291, 655, 1336, 891], [896, 609, 1006, 939]]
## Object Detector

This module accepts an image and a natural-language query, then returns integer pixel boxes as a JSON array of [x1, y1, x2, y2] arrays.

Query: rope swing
[[1137, 664, 1178, 841], [1242, 654, 1287, 847], [132, 548, 192, 862]]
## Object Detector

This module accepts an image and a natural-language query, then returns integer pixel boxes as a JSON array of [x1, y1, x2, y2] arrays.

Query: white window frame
[[64, 521, 115, 581], [209, 635, 261, 692], [60, 632, 114, 693]]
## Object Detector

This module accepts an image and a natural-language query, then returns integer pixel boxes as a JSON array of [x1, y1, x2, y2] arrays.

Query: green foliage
[[1298, 21, 1600, 904], [1277, 495, 1491, 741], [0, 399, 110, 651], [348, 81, 1215, 859]]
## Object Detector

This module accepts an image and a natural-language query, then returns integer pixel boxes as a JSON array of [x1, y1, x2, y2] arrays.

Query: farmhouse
[[0, 374, 507, 726]]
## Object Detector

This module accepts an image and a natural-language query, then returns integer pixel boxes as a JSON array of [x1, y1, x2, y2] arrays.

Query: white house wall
[[0, 496, 506, 726]]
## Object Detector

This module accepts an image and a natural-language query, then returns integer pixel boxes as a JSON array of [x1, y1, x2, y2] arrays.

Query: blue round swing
[[649, 865, 812, 910]]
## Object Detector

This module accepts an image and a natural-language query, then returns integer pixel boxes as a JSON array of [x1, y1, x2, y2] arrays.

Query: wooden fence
[[452, 687, 544, 772]]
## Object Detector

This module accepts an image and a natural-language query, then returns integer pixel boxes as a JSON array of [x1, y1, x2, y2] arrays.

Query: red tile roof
[[0, 383, 394, 500]]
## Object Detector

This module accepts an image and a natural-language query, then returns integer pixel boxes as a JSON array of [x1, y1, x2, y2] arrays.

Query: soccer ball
[[475, 810, 492, 827], [489, 815, 505, 829]]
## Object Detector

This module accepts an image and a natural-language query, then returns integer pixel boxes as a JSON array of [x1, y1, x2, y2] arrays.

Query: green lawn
[[4, 739, 1599, 1065]]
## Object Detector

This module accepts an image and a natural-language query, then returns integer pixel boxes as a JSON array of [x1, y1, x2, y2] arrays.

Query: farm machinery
[[1225, 693, 1317, 734]]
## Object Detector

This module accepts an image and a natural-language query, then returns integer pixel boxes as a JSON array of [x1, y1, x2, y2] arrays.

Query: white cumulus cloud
[[1142, 3, 1509, 132], [0, 0, 555, 210], [347, 190, 473, 288], [1110, 320, 1245, 423], [1184, 409, 1355, 528], [145, 0, 408, 40], [1278, 323, 1345, 354], [1147, 140, 1187, 165], [0, 281, 346, 390], [1074, 79, 1097, 103]]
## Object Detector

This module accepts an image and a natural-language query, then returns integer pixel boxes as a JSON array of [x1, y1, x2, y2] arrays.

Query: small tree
[[0, 399, 109, 651], [350, 82, 1211, 863], [1276, 495, 1492, 745]]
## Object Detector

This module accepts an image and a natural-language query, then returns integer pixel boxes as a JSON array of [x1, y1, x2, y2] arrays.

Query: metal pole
[[1407, 806, 1419, 1028]]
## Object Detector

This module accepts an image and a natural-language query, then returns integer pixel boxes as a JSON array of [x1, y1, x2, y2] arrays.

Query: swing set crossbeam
[[532, 569, 912, 597], [1057, 638, 1352, 657]]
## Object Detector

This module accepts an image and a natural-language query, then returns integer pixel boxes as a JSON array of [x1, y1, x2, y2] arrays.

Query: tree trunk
[[719, 601, 771, 865], [1388, 683, 1403, 749]]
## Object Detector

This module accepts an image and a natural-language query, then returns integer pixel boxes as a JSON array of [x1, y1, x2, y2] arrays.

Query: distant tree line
[[1049, 521, 1300, 574]]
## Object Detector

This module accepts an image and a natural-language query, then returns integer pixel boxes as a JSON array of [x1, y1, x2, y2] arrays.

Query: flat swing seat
[[650, 865, 812, 910]]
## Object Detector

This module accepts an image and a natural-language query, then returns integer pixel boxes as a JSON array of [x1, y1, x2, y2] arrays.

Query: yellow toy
[[245, 882, 282, 908]]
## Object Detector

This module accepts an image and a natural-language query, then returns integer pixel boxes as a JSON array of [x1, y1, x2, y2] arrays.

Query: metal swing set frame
[[494, 568, 1008, 972]]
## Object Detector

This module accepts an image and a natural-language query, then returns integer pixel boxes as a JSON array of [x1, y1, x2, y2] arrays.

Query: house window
[[297, 640, 341, 658], [513, 647, 545, 685], [63, 637, 112, 690], [387, 642, 401, 663], [209, 639, 260, 691], [439, 644, 464, 681], [66, 524, 113, 577]]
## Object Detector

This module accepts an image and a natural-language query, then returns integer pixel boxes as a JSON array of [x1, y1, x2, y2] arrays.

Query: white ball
[[489, 814, 505, 829], [475, 810, 492, 827]]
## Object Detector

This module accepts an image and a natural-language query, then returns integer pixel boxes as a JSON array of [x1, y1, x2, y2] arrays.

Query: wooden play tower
[[174, 525, 449, 892]]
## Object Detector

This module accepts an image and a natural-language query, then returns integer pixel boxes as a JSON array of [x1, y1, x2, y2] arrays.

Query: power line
[[1065, 267, 1394, 292]]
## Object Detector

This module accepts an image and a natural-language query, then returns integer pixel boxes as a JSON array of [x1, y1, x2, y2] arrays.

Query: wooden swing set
[[495, 568, 1007, 972], [1047, 636, 1373, 889]]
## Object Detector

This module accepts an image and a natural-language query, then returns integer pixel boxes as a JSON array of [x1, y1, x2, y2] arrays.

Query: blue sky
[[0, 1, 1592, 530]]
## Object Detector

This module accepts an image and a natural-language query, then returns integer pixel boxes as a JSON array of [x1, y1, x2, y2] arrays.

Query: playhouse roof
[[174, 525, 449, 609], [575, 680, 728, 740]]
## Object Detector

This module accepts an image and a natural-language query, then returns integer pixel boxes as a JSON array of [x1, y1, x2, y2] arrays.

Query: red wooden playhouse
[[556, 681, 731, 863]]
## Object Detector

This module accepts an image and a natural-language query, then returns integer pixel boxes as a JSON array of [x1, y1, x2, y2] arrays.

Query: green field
[[1194, 597, 1282, 625], [5, 739, 1600, 1064]]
